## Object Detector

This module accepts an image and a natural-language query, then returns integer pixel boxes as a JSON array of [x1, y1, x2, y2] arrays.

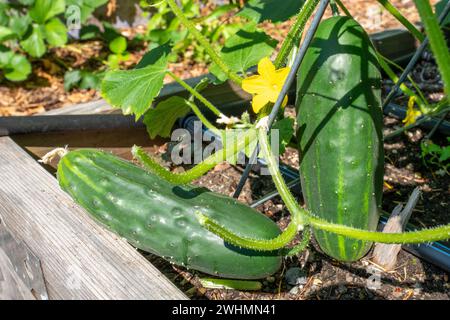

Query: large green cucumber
[[296, 16, 384, 262], [57, 149, 281, 279]]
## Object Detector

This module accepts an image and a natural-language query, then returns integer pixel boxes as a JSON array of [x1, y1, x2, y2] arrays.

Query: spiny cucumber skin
[[296, 16, 384, 262], [57, 149, 282, 279]]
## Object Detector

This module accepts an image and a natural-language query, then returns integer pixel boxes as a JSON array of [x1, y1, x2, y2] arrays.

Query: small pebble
[[285, 267, 308, 286], [289, 286, 300, 295]]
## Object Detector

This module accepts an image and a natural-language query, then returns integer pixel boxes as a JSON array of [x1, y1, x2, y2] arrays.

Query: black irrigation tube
[[384, 103, 450, 136], [0, 114, 144, 136]]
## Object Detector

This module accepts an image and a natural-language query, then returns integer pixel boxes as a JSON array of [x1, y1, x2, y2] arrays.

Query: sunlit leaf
[[101, 44, 171, 119], [20, 24, 46, 58], [144, 96, 191, 139], [210, 24, 277, 81], [44, 18, 68, 47], [237, 0, 305, 23], [29, 0, 66, 24]]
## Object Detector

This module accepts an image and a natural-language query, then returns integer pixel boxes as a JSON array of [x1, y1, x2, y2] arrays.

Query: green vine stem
[[305, 213, 450, 243], [337, 0, 424, 42], [274, 0, 320, 68], [334, 1, 428, 109], [414, 0, 450, 98], [378, 53, 428, 110], [280, 227, 311, 257], [385, 106, 450, 140], [333, 0, 351, 16], [186, 100, 221, 136], [330, 0, 340, 16], [376, 0, 425, 42], [199, 121, 450, 250], [199, 278, 262, 291], [132, 127, 258, 185], [383, 57, 429, 109], [196, 210, 299, 251], [167, 71, 223, 117], [197, 120, 305, 252], [166, 0, 243, 85]]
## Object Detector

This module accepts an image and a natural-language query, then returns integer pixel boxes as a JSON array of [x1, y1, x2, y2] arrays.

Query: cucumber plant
[[52, 0, 450, 279], [0, 0, 108, 82]]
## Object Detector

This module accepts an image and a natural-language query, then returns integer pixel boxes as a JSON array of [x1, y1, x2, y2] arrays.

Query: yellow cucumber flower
[[242, 57, 290, 114], [403, 96, 422, 126]]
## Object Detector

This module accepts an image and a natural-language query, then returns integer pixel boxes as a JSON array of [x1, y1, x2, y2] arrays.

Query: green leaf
[[67, 0, 108, 23], [9, 13, 32, 38], [101, 44, 171, 119], [44, 18, 68, 46], [0, 46, 13, 67], [237, 0, 305, 23], [271, 117, 294, 155], [29, 0, 66, 24], [20, 24, 46, 58], [109, 36, 127, 54], [79, 24, 101, 40], [435, 0, 450, 25], [0, 3, 9, 27], [439, 146, 450, 162], [3, 54, 32, 81], [106, 54, 120, 69], [79, 71, 101, 90], [210, 25, 277, 81], [64, 70, 82, 91], [143, 96, 191, 139], [0, 26, 14, 42], [19, 0, 36, 5]]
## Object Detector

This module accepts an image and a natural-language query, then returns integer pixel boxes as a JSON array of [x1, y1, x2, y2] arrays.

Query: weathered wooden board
[[0, 136, 186, 300], [12, 127, 167, 170], [0, 249, 36, 300]]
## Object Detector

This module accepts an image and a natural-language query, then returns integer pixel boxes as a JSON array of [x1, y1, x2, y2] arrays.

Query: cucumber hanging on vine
[[57, 149, 282, 279], [296, 16, 384, 261]]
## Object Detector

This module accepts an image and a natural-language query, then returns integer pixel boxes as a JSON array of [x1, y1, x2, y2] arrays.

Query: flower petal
[[258, 57, 276, 79], [273, 67, 290, 85], [266, 89, 281, 103], [242, 74, 269, 95], [282, 95, 288, 107], [252, 94, 269, 114]]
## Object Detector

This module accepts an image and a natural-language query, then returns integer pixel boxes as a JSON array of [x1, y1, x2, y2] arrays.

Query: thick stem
[[306, 213, 450, 243], [274, 0, 320, 68], [166, 0, 242, 85], [281, 227, 311, 257], [196, 211, 299, 251], [377, 0, 425, 42], [197, 124, 305, 251], [132, 127, 258, 184], [186, 100, 221, 136], [167, 71, 222, 117]]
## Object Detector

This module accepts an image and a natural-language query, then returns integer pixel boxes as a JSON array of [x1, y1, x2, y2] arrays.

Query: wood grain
[[0, 136, 186, 300], [12, 128, 167, 170]]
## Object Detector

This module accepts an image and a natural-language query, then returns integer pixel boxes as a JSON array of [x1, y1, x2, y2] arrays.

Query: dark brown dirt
[[138, 108, 449, 300]]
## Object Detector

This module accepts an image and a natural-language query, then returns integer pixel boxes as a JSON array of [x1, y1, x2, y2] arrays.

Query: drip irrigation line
[[423, 111, 449, 141]]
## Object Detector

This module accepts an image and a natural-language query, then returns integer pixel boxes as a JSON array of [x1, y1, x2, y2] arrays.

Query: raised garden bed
[[1, 24, 449, 300]]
